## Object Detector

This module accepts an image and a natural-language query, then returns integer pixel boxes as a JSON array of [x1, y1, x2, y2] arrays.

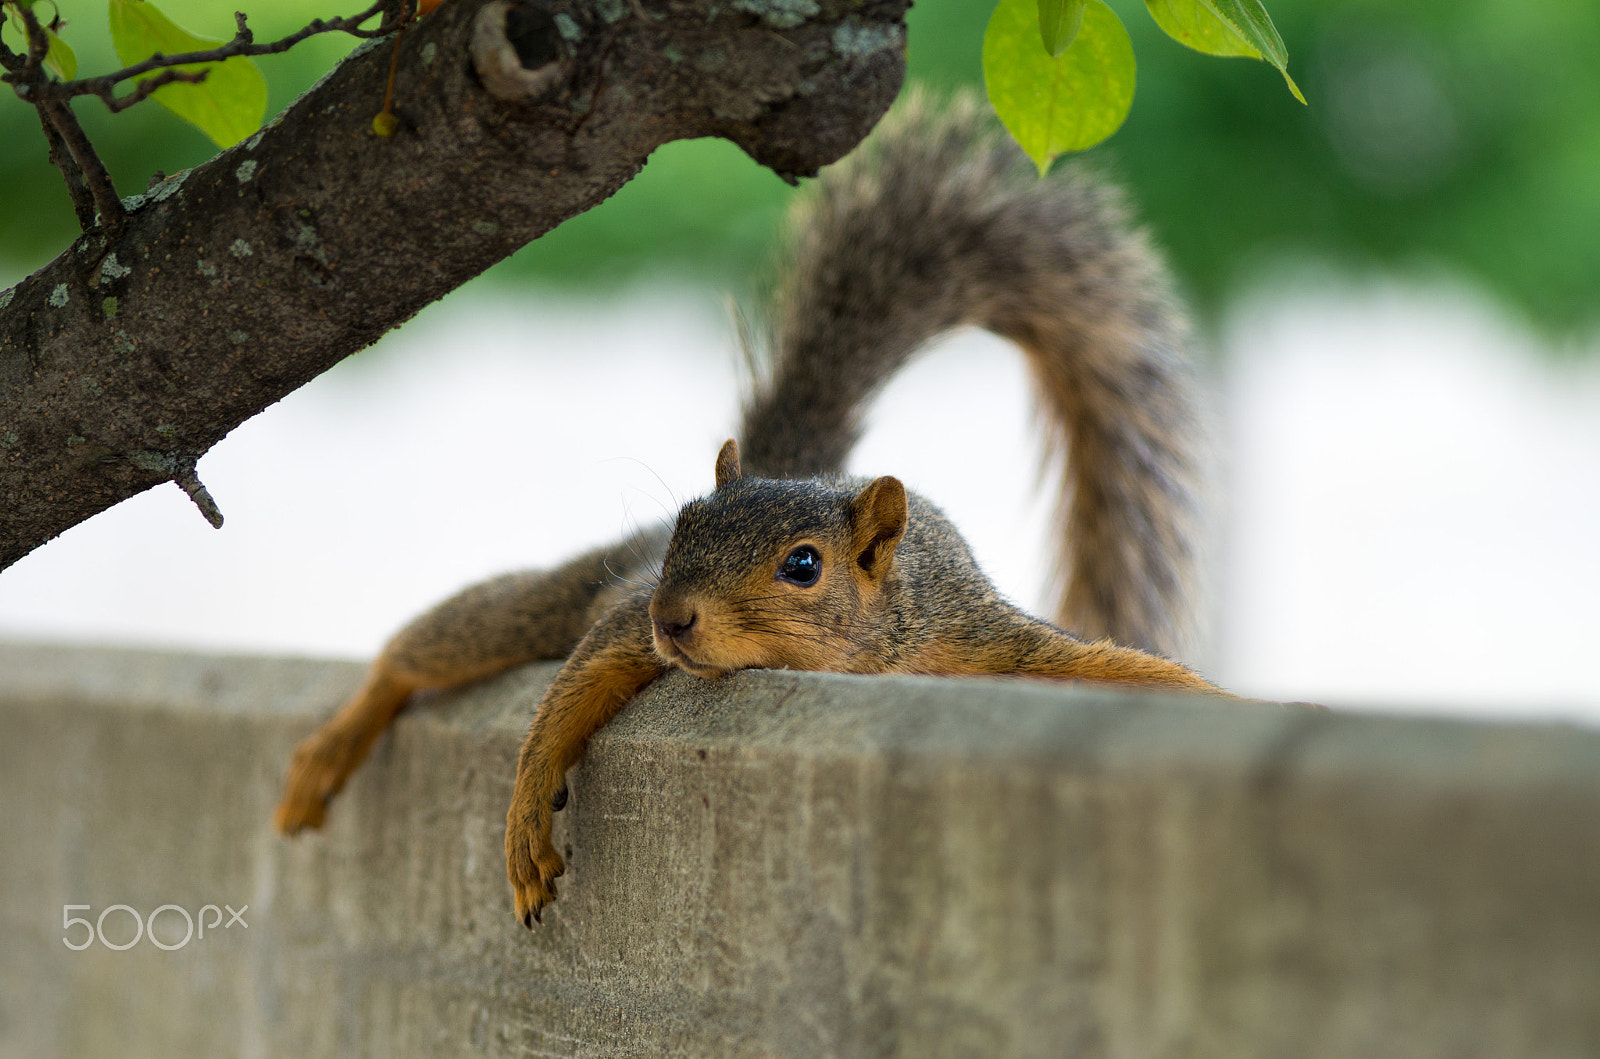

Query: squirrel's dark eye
[[778, 545, 821, 586]]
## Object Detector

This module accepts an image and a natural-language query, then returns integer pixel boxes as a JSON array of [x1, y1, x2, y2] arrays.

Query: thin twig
[[39, 100, 125, 230], [3, 0, 406, 231], [8, 5, 120, 230], [37, 104, 96, 228], [176, 459, 225, 529], [13, 0, 404, 111], [105, 67, 211, 112], [5, 1, 48, 84], [375, 0, 414, 131], [0, 34, 22, 75]]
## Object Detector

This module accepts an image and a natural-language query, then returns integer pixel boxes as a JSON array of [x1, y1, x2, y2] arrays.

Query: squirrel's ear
[[714, 439, 742, 489], [848, 476, 908, 582]]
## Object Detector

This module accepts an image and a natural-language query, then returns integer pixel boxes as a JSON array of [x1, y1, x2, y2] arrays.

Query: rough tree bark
[[0, 0, 909, 569]]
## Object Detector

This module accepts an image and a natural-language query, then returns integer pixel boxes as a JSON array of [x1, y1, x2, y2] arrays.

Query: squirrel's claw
[[506, 810, 565, 928], [511, 870, 559, 928]]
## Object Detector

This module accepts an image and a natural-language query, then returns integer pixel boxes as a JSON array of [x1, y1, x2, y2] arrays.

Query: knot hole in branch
[[471, 0, 572, 102]]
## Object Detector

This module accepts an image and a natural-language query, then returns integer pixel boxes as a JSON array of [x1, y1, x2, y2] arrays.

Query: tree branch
[[0, 0, 908, 569]]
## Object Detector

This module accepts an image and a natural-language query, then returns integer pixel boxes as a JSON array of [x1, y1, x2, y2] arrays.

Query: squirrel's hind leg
[[274, 664, 418, 835], [274, 546, 640, 836], [1034, 635, 1224, 694], [907, 613, 1227, 696]]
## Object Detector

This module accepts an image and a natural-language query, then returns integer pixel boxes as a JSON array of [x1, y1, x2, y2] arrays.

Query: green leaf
[[41, 22, 74, 79], [3, 5, 78, 79], [107, 0, 267, 147], [985, 0, 1135, 173], [1147, 0, 1304, 103], [1145, 0, 1257, 59], [1037, 0, 1086, 58], [1204, 0, 1283, 64]]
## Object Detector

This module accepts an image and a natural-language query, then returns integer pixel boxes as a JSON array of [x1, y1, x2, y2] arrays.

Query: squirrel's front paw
[[505, 810, 565, 927], [274, 725, 361, 835]]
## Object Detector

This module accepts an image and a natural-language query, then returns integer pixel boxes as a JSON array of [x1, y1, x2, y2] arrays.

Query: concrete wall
[[1, 640, 1598, 1058]]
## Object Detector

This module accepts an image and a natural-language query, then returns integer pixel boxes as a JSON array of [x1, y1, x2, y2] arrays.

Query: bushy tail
[[737, 89, 1203, 659]]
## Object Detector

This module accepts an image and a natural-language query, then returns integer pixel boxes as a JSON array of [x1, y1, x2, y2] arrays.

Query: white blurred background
[[2, 277, 1596, 723]]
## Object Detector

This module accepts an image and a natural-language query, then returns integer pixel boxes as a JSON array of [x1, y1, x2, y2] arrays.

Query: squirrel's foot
[[274, 724, 364, 835], [505, 808, 565, 928]]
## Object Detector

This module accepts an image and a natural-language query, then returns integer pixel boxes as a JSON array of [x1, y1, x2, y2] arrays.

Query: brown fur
[[274, 92, 1226, 927]]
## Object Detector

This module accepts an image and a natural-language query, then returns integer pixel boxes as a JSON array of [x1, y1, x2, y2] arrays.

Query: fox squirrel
[[273, 91, 1225, 927]]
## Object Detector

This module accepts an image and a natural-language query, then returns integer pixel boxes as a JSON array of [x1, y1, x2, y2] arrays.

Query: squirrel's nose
[[654, 611, 697, 643]]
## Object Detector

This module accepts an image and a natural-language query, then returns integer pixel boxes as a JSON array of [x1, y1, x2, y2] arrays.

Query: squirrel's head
[[650, 439, 908, 678]]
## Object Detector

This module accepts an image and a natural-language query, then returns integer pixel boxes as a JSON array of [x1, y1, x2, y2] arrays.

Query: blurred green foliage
[[3, 0, 1598, 334]]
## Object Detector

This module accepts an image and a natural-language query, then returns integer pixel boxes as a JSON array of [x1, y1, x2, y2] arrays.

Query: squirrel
[[273, 90, 1225, 928]]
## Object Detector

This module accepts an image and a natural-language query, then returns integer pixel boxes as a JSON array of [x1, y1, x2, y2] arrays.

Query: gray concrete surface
[[1, 640, 1597, 1058]]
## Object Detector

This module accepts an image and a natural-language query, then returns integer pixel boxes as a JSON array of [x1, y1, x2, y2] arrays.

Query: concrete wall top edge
[[5, 639, 1599, 798]]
